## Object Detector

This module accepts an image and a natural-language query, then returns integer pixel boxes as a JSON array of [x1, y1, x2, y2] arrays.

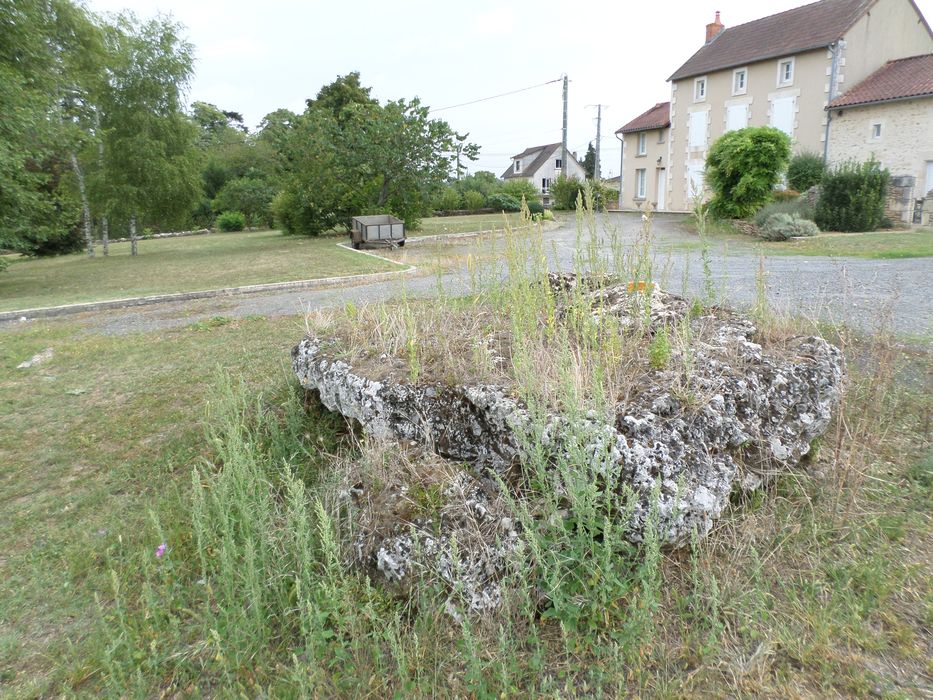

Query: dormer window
[[514, 159, 521, 173], [694, 77, 707, 101], [778, 58, 794, 86]]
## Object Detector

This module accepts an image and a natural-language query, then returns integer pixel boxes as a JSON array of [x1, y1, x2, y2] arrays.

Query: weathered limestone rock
[[293, 278, 845, 609]]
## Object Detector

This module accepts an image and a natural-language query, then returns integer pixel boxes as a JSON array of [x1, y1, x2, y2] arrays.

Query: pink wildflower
[[155, 542, 167, 558]]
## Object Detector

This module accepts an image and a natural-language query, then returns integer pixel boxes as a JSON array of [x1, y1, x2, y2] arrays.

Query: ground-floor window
[[636, 169, 647, 199]]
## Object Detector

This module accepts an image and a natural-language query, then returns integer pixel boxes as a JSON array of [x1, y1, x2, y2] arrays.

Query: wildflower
[[155, 542, 167, 558]]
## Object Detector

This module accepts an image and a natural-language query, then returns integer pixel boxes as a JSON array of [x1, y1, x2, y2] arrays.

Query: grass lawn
[[1, 294, 931, 695], [414, 212, 527, 237], [760, 228, 933, 259], [0, 230, 400, 313]]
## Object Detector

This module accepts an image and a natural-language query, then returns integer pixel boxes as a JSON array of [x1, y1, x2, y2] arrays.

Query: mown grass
[[760, 228, 933, 259], [1, 201, 931, 697], [0, 230, 400, 312], [413, 212, 527, 237]]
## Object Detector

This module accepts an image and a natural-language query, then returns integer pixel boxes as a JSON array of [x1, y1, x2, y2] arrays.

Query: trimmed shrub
[[501, 179, 541, 204], [433, 187, 462, 212], [526, 200, 545, 215], [787, 151, 826, 192], [549, 176, 614, 211], [486, 193, 522, 212], [771, 188, 800, 202], [754, 199, 815, 228], [759, 213, 820, 241], [814, 158, 889, 232], [216, 210, 246, 232], [463, 190, 485, 211], [706, 126, 791, 218]]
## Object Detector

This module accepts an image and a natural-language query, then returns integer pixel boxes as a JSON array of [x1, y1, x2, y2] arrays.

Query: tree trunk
[[95, 110, 108, 257], [70, 152, 94, 258], [378, 176, 390, 207], [102, 217, 109, 256], [130, 215, 138, 256]]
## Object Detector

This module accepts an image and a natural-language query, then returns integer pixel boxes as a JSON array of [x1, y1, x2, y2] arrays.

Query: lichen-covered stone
[[293, 278, 845, 609]]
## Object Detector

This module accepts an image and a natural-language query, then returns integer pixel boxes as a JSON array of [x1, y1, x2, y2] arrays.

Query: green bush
[[549, 176, 616, 211], [526, 200, 545, 215], [216, 210, 246, 232], [486, 193, 522, 212], [462, 190, 486, 211], [213, 177, 276, 228], [433, 186, 462, 211], [753, 199, 815, 228], [759, 213, 820, 241], [814, 158, 889, 232], [706, 126, 791, 218], [771, 188, 800, 202], [786, 151, 826, 192], [501, 178, 541, 204]]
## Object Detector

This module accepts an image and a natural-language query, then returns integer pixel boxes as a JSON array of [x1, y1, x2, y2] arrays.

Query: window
[[687, 162, 705, 198], [555, 158, 562, 169], [635, 169, 647, 199], [637, 132, 647, 155], [688, 111, 707, 150], [514, 159, 521, 173], [871, 123, 882, 139], [658, 129, 666, 144], [778, 58, 794, 86], [541, 177, 550, 193], [694, 77, 707, 101], [726, 104, 748, 132], [770, 96, 795, 136], [732, 68, 747, 95]]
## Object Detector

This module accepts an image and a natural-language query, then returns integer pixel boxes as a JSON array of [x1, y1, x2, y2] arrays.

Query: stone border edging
[[1, 245, 414, 323], [0, 221, 557, 324]]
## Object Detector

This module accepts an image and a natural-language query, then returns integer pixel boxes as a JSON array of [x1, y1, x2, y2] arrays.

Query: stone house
[[614, 102, 671, 210], [616, 0, 933, 212], [826, 52, 933, 224], [500, 143, 586, 205]]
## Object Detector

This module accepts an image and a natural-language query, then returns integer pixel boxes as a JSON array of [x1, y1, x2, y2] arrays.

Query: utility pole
[[594, 104, 602, 180], [561, 75, 568, 178]]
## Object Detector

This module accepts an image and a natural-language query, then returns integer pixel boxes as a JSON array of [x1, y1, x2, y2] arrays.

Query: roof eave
[[668, 41, 837, 82], [827, 91, 933, 110]]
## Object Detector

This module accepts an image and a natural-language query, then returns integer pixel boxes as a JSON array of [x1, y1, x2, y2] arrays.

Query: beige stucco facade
[[659, 0, 933, 212], [827, 97, 933, 222], [619, 127, 671, 210]]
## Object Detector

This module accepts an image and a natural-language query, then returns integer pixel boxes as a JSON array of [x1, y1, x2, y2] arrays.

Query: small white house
[[501, 143, 586, 205]]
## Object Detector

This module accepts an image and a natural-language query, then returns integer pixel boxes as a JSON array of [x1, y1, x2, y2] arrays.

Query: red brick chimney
[[706, 11, 725, 43]]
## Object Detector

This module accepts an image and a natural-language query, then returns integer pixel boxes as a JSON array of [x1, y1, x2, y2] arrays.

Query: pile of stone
[[293, 276, 845, 612]]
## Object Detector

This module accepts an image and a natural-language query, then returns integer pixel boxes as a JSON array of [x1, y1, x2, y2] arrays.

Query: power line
[[429, 78, 563, 113]]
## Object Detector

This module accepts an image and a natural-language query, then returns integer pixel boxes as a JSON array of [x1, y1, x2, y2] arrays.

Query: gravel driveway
[[4, 213, 931, 337]]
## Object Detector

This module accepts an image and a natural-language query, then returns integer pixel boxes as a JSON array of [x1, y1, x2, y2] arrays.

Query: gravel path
[[3, 213, 930, 337]]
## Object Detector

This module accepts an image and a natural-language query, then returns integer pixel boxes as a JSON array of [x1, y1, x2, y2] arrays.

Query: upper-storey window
[[555, 158, 562, 169], [637, 132, 647, 155], [514, 159, 521, 173], [733, 68, 747, 95], [694, 77, 707, 101], [778, 58, 795, 86]]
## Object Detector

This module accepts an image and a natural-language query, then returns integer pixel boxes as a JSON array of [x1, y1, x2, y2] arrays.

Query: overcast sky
[[84, 0, 933, 178]]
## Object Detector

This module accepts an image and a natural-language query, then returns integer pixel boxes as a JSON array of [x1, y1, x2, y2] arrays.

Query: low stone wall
[[93, 228, 211, 245]]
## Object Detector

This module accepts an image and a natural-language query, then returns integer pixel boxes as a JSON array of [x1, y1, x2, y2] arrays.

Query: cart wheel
[[397, 240, 405, 247], [352, 241, 361, 250]]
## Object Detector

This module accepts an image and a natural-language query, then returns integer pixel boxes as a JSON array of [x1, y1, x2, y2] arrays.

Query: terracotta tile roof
[[829, 53, 933, 107], [669, 0, 875, 81], [616, 102, 671, 134]]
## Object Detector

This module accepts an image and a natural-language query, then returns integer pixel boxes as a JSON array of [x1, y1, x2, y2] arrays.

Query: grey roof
[[668, 0, 879, 81], [501, 143, 576, 179]]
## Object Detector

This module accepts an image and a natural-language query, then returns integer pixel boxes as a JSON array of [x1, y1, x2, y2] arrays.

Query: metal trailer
[[350, 215, 405, 249]]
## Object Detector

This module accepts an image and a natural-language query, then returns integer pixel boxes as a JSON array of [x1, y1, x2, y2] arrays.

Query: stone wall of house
[[827, 98, 933, 223]]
